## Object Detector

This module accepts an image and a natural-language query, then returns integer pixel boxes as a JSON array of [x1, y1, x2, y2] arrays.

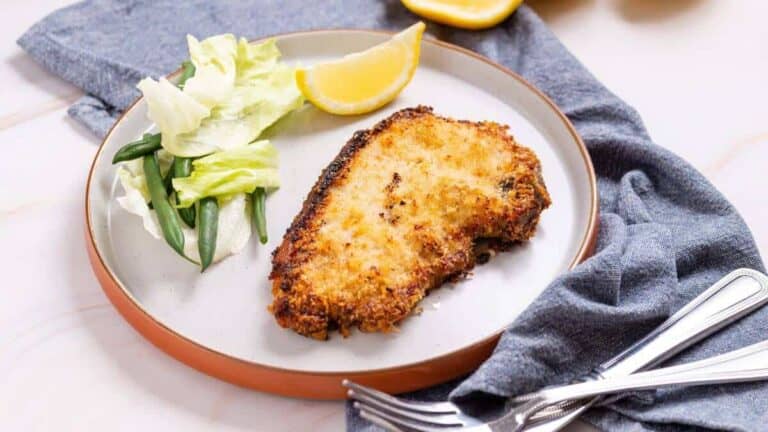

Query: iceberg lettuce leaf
[[173, 169, 280, 208], [172, 141, 280, 207], [236, 37, 280, 85], [168, 58, 303, 156], [183, 34, 237, 108], [137, 77, 209, 140], [138, 35, 303, 158], [193, 140, 278, 170], [116, 161, 161, 239]]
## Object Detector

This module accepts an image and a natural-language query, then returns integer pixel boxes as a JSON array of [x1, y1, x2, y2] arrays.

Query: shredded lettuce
[[136, 78, 209, 140], [116, 152, 173, 202], [183, 34, 237, 108], [235, 38, 280, 84], [118, 33, 296, 266], [117, 161, 252, 264], [181, 194, 252, 263], [115, 150, 176, 239], [116, 159, 161, 239], [193, 139, 277, 170], [138, 35, 303, 158], [117, 159, 150, 201], [173, 141, 280, 207]]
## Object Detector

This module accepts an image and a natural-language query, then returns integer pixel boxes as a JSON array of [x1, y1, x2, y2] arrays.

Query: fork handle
[[537, 339, 768, 405]]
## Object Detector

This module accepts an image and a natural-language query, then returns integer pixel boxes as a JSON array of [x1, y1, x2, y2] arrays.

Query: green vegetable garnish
[[143, 154, 185, 257], [112, 133, 162, 164], [115, 33, 301, 267], [198, 197, 219, 271], [137, 37, 303, 158], [177, 61, 196, 89], [172, 157, 196, 228], [172, 141, 279, 208], [251, 188, 268, 244]]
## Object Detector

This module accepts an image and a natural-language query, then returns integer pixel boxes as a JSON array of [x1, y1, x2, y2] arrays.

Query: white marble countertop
[[2, 1, 767, 431]]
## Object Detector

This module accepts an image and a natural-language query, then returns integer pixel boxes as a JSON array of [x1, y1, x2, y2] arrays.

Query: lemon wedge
[[296, 22, 425, 115], [401, 0, 522, 30]]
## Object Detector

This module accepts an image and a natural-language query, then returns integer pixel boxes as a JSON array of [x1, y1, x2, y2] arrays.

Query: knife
[[524, 268, 768, 431]]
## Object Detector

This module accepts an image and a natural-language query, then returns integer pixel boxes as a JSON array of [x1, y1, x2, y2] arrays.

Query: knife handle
[[598, 268, 768, 378], [522, 268, 768, 432]]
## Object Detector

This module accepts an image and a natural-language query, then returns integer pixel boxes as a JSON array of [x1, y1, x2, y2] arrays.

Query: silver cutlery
[[355, 338, 768, 431], [503, 338, 768, 431], [346, 268, 768, 431]]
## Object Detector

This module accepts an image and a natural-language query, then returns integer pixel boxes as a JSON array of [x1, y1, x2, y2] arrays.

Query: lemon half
[[401, 0, 522, 30], [296, 22, 425, 115]]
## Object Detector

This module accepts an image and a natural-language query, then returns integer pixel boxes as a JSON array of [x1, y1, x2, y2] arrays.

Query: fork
[[354, 339, 768, 431], [346, 268, 768, 431]]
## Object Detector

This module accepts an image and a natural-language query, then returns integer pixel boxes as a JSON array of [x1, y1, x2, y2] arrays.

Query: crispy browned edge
[[271, 106, 437, 279], [269, 105, 550, 339]]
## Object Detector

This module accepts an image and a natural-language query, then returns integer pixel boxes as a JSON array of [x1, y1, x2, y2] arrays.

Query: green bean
[[163, 164, 174, 195], [172, 157, 193, 177], [143, 154, 185, 257], [112, 133, 162, 164], [198, 197, 219, 271], [177, 61, 196, 89], [251, 188, 268, 244], [146, 155, 172, 208], [172, 157, 196, 228]]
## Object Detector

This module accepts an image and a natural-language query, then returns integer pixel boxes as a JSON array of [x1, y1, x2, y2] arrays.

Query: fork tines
[[343, 379, 469, 431]]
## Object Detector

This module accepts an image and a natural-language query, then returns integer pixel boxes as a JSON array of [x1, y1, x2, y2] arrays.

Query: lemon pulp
[[296, 22, 425, 115]]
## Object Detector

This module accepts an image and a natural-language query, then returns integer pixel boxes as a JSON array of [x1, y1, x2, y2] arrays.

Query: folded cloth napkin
[[19, 1, 766, 430]]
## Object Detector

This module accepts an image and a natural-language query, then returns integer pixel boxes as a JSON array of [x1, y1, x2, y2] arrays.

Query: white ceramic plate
[[86, 30, 597, 399]]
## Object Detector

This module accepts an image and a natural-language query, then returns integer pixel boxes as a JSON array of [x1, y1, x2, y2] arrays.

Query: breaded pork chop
[[270, 106, 551, 339]]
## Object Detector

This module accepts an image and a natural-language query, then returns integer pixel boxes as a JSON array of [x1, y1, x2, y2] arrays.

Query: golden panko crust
[[269, 106, 551, 339]]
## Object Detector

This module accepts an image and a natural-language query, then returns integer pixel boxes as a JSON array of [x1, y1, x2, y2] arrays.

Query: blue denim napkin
[[19, 1, 766, 430]]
